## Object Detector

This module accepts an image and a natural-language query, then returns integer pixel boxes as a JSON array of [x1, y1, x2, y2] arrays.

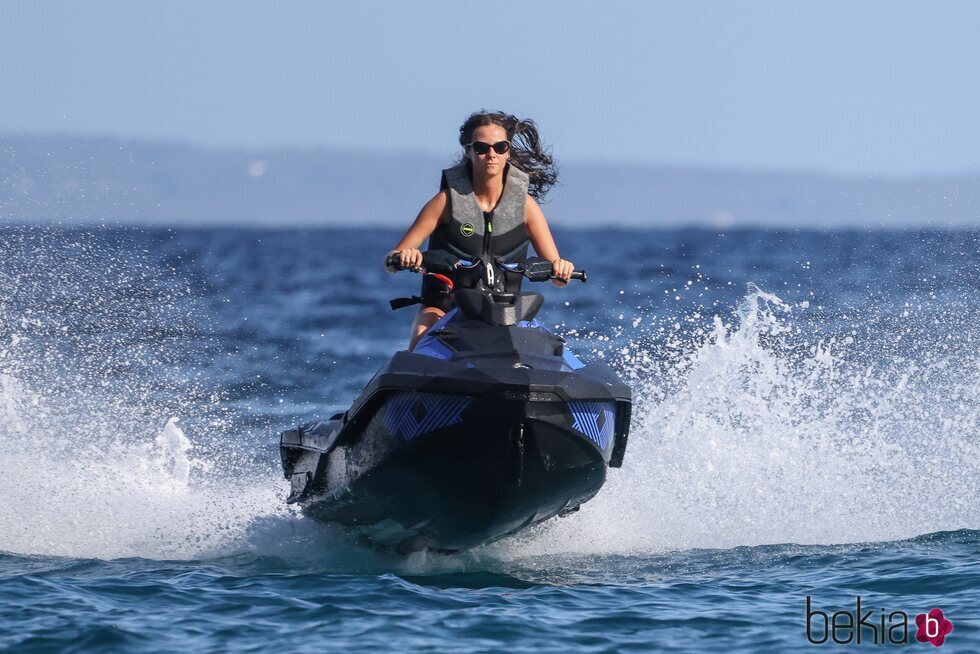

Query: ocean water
[[1, 225, 978, 652]]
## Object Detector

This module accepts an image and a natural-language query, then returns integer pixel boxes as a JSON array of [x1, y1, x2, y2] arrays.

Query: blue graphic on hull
[[569, 402, 616, 450], [382, 392, 472, 441]]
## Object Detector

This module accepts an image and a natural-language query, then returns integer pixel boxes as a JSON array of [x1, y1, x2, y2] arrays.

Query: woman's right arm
[[385, 190, 449, 271]]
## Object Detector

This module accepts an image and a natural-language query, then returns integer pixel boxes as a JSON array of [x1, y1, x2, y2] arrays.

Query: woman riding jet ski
[[386, 111, 574, 350], [280, 112, 632, 552]]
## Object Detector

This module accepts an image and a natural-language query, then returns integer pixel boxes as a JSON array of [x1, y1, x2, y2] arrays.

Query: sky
[[1, 0, 979, 176]]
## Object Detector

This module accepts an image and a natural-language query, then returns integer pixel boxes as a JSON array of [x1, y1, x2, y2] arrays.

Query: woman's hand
[[386, 248, 423, 272], [551, 258, 573, 286]]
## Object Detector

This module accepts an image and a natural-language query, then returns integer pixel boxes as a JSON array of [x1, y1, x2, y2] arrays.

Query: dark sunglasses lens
[[471, 142, 491, 155], [492, 141, 510, 154]]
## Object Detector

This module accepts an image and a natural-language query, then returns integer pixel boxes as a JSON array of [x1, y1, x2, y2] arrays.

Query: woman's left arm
[[525, 195, 574, 285]]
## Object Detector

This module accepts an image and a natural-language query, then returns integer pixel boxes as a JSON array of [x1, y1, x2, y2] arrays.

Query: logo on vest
[[460, 222, 475, 237]]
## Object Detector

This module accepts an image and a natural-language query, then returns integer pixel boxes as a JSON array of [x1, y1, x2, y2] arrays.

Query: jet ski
[[280, 251, 632, 552]]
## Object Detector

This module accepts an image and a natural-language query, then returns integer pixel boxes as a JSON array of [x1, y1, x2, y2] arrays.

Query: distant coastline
[[2, 134, 978, 228]]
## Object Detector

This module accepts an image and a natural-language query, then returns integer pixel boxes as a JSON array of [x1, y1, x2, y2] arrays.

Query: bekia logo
[[915, 609, 953, 647], [806, 597, 953, 647]]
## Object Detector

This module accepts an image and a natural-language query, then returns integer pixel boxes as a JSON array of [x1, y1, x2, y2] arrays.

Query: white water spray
[[507, 286, 980, 556], [0, 374, 288, 560], [0, 231, 291, 561]]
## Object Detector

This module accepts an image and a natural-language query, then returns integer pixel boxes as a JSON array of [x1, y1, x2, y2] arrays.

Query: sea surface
[[1, 226, 979, 652]]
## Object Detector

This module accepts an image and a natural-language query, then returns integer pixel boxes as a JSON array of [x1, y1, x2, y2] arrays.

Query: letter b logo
[[916, 608, 953, 647]]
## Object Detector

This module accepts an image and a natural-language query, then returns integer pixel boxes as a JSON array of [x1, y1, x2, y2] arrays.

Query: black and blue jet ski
[[280, 252, 632, 552]]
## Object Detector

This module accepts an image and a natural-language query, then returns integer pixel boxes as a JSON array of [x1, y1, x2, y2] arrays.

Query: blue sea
[[1, 226, 978, 652]]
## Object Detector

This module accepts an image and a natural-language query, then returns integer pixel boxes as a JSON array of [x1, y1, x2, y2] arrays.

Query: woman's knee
[[414, 308, 444, 335], [409, 307, 444, 350], [419, 307, 444, 324]]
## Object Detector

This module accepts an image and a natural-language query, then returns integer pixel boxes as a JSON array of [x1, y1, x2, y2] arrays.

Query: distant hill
[[1, 134, 978, 227]]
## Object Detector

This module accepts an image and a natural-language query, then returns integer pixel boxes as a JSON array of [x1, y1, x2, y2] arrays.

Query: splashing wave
[[508, 285, 980, 555]]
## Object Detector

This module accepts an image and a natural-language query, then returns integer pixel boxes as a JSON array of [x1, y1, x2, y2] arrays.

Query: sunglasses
[[468, 140, 510, 155]]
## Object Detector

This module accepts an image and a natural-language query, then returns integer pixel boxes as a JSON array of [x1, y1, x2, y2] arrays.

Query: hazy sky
[[2, 1, 979, 175]]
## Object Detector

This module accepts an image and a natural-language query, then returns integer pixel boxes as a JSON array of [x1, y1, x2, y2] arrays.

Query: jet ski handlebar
[[385, 252, 587, 283], [503, 258, 588, 283]]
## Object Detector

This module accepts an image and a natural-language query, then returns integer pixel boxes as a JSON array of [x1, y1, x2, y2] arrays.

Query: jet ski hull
[[307, 402, 607, 551], [281, 305, 631, 553]]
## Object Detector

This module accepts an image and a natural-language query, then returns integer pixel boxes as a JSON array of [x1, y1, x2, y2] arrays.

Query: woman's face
[[465, 124, 510, 177]]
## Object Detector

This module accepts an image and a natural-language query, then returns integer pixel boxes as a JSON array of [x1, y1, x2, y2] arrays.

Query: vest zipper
[[483, 211, 493, 260]]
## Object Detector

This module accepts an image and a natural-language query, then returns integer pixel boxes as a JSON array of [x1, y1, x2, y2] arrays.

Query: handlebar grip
[[547, 270, 587, 282], [386, 253, 420, 272]]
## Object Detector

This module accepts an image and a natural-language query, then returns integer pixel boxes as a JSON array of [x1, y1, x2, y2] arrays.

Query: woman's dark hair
[[457, 111, 559, 201]]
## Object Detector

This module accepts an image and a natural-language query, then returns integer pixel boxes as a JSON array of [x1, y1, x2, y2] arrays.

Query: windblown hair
[[457, 111, 559, 201]]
